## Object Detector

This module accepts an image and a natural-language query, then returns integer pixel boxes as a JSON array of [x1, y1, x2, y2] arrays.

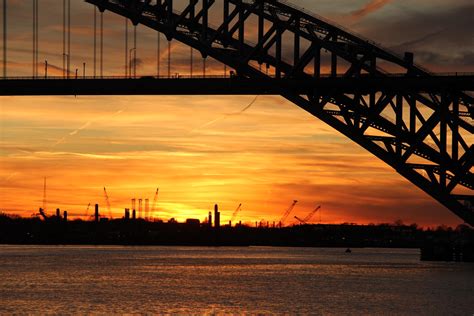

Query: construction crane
[[84, 203, 91, 219], [151, 188, 159, 218], [294, 205, 321, 224], [279, 200, 298, 226], [38, 208, 49, 221], [103, 187, 113, 219], [230, 203, 242, 224]]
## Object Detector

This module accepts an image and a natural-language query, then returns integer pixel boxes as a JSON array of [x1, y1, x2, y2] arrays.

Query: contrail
[[52, 108, 126, 148], [191, 95, 259, 132]]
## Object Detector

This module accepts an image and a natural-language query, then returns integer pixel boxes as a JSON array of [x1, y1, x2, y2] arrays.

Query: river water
[[0, 246, 472, 314]]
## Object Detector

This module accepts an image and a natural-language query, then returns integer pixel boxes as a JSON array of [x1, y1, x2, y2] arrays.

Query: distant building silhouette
[[94, 204, 99, 223], [214, 204, 220, 229]]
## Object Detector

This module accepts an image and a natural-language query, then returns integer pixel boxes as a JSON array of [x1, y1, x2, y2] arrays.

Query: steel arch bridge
[[10, 0, 474, 225]]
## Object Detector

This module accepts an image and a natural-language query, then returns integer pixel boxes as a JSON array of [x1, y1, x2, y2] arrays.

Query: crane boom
[[84, 203, 91, 219], [302, 205, 321, 223], [280, 200, 298, 225], [230, 203, 242, 223], [103, 187, 112, 219], [294, 205, 321, 225], [294, 215, 305, 224]]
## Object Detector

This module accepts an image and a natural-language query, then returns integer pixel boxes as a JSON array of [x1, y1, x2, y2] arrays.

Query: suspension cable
[[100, 10, 103, 78], [62, 0, 65, 77], [2, 0, 6, 78], [124, 18, 128, 77], [35, 0, 38, 78], [67, 0, 70, 78], [167, 40, 171, 78], [93, 6, 96, 78], [32, 0, 35, 77], [157, 31, 160, 77], [133, 24, 136, 78]]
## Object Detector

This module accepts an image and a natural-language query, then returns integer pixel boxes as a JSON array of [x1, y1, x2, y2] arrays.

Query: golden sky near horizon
[[0, 0, 473, 226]]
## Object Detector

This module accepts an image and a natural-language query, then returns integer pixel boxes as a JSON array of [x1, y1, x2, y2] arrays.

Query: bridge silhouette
[[1, 0, 473, 226]]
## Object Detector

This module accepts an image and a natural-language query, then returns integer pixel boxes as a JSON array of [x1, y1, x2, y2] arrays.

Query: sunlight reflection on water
[[0, 246, 472, 314]]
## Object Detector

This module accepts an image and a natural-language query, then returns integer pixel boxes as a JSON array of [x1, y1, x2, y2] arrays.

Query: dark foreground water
[[0, 246, 472, 314]]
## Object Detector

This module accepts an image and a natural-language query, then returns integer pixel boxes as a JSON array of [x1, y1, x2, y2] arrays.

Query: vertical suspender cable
[[133, 25, 136, 78], [190, 1, 194, 77], [93, 6, 96, 78], [157, 31, 160, 77], [190, 47, 193, 77], [168, 41, 171, 78], [62, 0, 65, 77], [100, 11, 103, 78], [32, 0, 35, 77], [35, 0, 38, 78], [32, 0, 38, 78], [2, 0, 6, 78], [67, 0, 71, 78], [125, 18, 128, 77]]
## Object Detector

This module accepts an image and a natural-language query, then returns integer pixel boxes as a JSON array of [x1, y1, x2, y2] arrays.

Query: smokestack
[[138, 199, 143, 219], [95, 204, 99, 222], [56, 208, 61, 219], [214, 204, 220, 229], [132, 209, 136, 220], [208, 212, 212, 228], [125, 208, 130, 220], [63, 211, 68, 222], [131, 199, 136, 212]]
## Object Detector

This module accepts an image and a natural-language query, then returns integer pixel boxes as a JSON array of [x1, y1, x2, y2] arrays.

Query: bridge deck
[[0, 75, 473, 96]]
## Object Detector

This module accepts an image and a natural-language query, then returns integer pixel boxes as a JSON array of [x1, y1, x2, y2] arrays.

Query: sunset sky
[[0, 0, 473, 227]]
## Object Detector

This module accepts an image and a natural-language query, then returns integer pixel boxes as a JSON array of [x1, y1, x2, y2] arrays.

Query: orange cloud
[[350, 0, 393, 20]]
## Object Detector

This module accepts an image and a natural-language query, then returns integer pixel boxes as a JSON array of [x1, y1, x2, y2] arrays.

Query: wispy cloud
[[191, 96, 259, 132], [52, 109, 126, 148], [350, 0, 393, 20]]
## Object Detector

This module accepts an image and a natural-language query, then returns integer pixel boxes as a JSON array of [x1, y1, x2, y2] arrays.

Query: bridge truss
[[80, 0, 472, 225]]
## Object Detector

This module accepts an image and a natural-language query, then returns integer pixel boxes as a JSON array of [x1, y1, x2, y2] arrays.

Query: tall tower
[[214, 204, 220, 229], [138, 199, 143, 219], [131, 198, 136, 213], [94, 204, 99, 222]]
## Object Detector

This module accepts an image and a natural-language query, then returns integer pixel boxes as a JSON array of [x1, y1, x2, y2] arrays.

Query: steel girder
[[85, 0, 474, 225]]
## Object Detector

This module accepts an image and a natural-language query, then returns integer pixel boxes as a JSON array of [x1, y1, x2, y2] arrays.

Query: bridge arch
[[85, 0, 474, 225]]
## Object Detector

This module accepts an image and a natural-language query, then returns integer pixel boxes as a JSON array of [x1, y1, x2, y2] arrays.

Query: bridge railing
[[2, 72, 474, 80]]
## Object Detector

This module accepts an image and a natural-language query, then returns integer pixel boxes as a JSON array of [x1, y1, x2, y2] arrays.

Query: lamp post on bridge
[[129, 48, 136, 78], [44, 60, 47, 79]]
